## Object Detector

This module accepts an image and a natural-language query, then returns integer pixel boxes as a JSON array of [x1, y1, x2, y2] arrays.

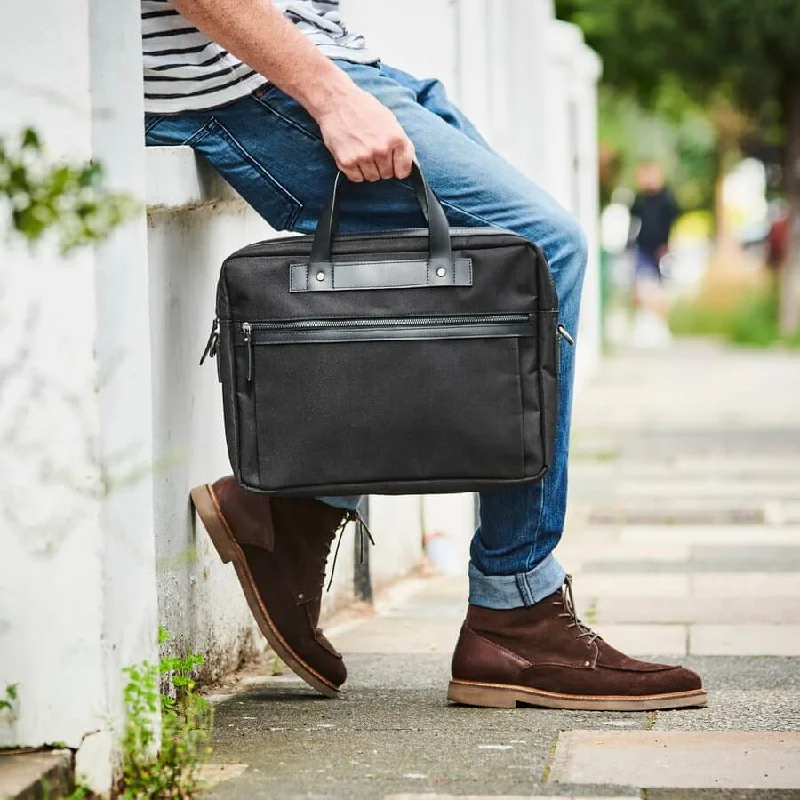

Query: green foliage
[[556, 0, 800, 123], [670, 283, 800, 348], [119, 627, 212, 799], [0, 127, 136, 254], [0, 683, 19, 719]]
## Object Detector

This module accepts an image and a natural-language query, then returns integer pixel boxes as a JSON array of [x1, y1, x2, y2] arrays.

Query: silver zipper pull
[[200, 317, 219, 365], [242, 322, 253, 382], [557, 323, 575, 347]]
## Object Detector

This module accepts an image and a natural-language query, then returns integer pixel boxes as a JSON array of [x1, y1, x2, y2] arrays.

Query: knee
[[541, 212, 588, 298], [557, 214, 589, 275]]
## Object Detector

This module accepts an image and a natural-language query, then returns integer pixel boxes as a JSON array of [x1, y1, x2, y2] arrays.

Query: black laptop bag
[[202, 165, 568, 496]]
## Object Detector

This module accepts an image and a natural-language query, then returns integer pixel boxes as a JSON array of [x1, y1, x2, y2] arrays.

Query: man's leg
[[346, 64, 584, 607], [148, 65, 580, 601], [147, 61, 704, 708]]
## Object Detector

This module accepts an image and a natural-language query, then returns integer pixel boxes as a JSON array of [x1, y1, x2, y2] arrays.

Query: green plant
[[0, 683, 19, 721], [670, 282, 800, 348], [0, 127, 136, 253], [119, 628, 212, 799]]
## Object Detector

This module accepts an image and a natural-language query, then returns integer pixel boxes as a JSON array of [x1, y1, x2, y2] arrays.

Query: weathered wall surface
[[0, 2, 601, 787]]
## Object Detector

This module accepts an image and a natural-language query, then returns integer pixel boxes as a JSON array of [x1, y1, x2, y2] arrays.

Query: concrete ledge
[[146, 146, 243, 209], [0, 750, 72, 800]]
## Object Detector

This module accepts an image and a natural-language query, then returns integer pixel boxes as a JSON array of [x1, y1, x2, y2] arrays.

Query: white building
[[0, 0, 600, 793]]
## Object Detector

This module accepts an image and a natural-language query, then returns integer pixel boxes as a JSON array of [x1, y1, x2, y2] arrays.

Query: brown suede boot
[[191, 477, 352, 697], [448, 575, 707, 711]]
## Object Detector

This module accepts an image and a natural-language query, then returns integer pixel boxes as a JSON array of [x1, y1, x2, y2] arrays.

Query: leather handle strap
[[308, 163, 454, 283]]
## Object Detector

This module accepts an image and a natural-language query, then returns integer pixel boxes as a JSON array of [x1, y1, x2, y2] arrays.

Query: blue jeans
[[146, 61, 588, 609]]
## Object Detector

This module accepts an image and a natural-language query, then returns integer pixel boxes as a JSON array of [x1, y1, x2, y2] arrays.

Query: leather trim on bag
[[289, 258, 472, 292]]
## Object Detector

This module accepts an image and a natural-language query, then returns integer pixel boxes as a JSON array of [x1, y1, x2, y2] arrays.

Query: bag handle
[[308, 162, 455, 286]]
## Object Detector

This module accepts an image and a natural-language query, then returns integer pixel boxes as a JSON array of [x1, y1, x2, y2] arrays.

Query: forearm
[[170, 0, 353, 119]]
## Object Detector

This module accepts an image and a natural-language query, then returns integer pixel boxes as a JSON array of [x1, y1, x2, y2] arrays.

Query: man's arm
[[170, 0, 414, 182]]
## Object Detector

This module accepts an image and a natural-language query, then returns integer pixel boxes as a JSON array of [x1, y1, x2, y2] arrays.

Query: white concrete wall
[[0, 0, 602, 781], [0, 0, 158, 787], [144, 148, 427, 635]]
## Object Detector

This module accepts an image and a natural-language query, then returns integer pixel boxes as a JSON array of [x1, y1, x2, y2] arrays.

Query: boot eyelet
[[584, 660, 591, 667]]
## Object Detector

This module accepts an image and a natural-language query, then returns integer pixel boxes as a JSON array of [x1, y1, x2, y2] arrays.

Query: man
[[143, 0, 705, 710], [630, 162, 680, 346]]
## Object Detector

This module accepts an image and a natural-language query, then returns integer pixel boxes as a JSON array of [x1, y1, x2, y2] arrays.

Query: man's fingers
[[392, 140, 415, 180], [376, 148, 396, 180], [339, 159, 364, 182], [359, 159, 381, 182]]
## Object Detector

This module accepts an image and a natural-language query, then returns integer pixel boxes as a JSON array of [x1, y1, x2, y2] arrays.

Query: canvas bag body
[[207, 168, 560, 496]]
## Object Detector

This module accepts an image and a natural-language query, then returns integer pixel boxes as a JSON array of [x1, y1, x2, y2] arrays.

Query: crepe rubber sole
[[448, 679, 708, 711], [190, 483, 340, 699]]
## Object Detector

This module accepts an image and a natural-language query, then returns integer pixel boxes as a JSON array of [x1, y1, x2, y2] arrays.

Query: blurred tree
[[556, 0, 800, 332]]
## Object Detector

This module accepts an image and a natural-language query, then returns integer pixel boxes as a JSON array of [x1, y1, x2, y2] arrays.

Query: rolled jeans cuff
[[317, 495, 362, 512], [468, 554, 567, 610]]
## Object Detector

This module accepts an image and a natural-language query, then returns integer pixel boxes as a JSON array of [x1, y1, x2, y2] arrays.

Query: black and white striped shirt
[[141, 1, 377, 114]]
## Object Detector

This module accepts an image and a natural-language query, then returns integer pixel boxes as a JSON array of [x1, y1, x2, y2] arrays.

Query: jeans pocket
[[144, 114, 165, 139], [202, 119, 303, 231], [251, 84, 324, 144]]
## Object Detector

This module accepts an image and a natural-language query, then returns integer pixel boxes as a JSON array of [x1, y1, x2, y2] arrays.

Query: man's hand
[[315, 86, 415, 183], [170, 0, 415, 183]]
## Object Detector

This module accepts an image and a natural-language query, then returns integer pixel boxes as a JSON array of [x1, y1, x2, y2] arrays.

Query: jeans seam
[[439, 198, 501, 231], [184, 120, 214, 148], [515, 573, 533, 605], [209, 118, 304, 228], [144, 116, 163, 135], [250, 92, 324, 145]]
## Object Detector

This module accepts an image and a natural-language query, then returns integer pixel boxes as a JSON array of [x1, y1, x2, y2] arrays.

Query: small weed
[[118, 627, 213, 799], [540, 731, 561, 782], [584, 601, 598, 626], [270, 656, 284, 677], [0, 684, 19, 722]]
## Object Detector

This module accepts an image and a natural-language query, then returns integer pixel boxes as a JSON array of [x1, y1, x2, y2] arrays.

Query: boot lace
[[325, 510, 375, 592], [555, 574, 600, 648]]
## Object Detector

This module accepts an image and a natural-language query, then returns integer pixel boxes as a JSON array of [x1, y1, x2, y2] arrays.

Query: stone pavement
[[204, 341, 800, 799]]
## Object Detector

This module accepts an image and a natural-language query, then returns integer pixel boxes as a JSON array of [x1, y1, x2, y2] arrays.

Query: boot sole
[[447, 679, 708, 711], [190, 483, 340, 699]]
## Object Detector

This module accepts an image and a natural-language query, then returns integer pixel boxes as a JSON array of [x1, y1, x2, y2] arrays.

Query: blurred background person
[[630, 161, 680, 347]]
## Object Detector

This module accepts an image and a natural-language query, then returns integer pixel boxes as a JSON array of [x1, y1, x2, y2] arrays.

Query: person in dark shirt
[[629, 162, 680, 346], [630, 162, 680, 281]]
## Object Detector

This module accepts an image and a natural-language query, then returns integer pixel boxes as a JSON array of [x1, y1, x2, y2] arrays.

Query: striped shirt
[[141, 1, 377, 114]]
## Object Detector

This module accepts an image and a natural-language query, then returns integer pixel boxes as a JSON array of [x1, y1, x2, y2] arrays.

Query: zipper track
[[238, 313, 534, 382], [243, 313, 530, 332]]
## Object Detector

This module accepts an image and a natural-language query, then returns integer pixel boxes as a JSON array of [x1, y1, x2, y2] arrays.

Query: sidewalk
[[205, 341, 800, 799]]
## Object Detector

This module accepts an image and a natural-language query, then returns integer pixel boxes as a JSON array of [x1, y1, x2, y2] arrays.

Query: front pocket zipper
[[237, 314, 536, 383]]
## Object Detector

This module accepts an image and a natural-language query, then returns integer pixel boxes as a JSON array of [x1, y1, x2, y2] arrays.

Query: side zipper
[[557, 323, 575, 346], [200, 317, 219, 365], [242, 321, 253, 382]]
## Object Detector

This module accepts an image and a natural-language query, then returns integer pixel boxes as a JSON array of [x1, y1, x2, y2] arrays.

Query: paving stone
[[0, 751, 72, 800], [383, 796, 640, 799], [580, 556, 800, 574], [618, 526, 800, 546], [335, 618, 460, 654], [557, 543, 692, 564], [690, 625, 800, 656], [548, 731, 800, 789], [589, 507, 766, 526], [691, 573, 800, 598], [591, 624, 687, 656], [576, 574, 690, 598], [615, 480, 800, 500], [592, 597, 800, 625]]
